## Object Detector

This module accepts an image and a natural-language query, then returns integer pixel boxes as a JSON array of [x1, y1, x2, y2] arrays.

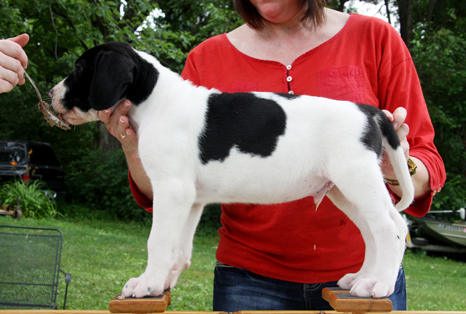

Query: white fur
[[51, 49, 413, 299]]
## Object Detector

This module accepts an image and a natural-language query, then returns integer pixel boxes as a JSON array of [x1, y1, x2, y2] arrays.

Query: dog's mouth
[[38, 100, 71, 130], [24, 71, 71, 130], [58, 113, 68, 125]]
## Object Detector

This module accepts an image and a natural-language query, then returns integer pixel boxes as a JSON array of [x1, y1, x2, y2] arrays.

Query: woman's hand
[[380, 107, 410, 179], [381, 107, 430, 199], [0, 34, 29, 93], [98, 99, 154, 200], [99, 100, 138, 153]]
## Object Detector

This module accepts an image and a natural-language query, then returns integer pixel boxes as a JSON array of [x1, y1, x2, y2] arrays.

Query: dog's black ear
[[89, 50, 136, 110]]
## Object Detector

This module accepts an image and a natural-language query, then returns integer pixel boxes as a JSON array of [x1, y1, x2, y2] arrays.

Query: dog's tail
[[376, 111, 415, 212]]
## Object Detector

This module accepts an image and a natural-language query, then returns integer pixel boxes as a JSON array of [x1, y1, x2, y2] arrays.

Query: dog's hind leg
[[327, 162, 407, 298], [326, 186, 372, 288], [122, 179, 198, 298]]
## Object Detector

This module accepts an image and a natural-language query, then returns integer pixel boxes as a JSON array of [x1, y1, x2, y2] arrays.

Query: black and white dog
[[50, 42, 414, 299]]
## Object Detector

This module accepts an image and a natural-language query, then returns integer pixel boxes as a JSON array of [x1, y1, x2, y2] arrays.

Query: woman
[[100, 0, 445, 310], [0, 34, 29, 94]]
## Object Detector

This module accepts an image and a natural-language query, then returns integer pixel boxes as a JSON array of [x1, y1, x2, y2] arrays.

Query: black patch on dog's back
[[199, 93, 287, 164], [357, 104, 400, 156]]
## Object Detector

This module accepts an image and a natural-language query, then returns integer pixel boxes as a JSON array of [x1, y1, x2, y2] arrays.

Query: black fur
[[274, 93, 301, 100], [62, 42, 158, 111], [357, 104, 400, 156], [198, 93, 287, 164]]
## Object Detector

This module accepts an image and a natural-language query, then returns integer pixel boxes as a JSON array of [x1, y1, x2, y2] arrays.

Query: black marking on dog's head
[[63, 42, 158, 111], [198, 93, 287, 164], [357, 104, 400, 156]]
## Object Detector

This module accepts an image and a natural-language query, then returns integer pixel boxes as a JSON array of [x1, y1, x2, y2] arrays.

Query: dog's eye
[[74, 65, 83, 74]]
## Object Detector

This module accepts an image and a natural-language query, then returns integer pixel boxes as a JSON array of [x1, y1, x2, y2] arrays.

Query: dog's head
[[50, 42, 158, 125]]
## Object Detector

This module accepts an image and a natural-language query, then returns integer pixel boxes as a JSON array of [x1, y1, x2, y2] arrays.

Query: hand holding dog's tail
[[378, 111, 415, 211]]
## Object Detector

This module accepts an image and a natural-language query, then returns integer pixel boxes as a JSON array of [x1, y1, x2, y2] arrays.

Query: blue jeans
[[213, 262, 407, 311]]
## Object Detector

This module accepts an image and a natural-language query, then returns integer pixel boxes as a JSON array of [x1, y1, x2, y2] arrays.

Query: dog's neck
[[113, 51, 160, 131], [123, 53, 177, 131], [123, 50, 212, 132], [125, 52, 159, 106]]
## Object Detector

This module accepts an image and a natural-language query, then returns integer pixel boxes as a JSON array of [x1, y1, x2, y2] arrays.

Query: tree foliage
[[410, 18, 466, 210], [0, 0, 242, 216], [0, 0, 242, 155], [330, 0, 466, 209]]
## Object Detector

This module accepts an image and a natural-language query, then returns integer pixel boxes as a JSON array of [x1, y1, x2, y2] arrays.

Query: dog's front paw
[[167, 260, 191, 289], [121, 274, 165, 298], [338, 274, 394, 298], [337, 273, 357, 290], [348, 277, 378, 298], [362, 276, 394, 298]]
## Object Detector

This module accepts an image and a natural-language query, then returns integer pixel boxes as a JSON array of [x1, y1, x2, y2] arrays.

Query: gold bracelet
[[407, 157, 417, 176], [384, 157, 418, 186]]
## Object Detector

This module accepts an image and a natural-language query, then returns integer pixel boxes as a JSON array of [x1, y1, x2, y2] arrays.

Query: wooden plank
[[233, 311, 322, 314], [322, 287, 392, 313], [321, 286, 350, 301], [236, 311, 466, 314], [0, 311, 225, 314], [109, 291, 171, 313], [0, 311, 109, 314], [1, 310, 466, 314]]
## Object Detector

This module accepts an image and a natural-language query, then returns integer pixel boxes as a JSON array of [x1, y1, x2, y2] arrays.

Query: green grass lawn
[[1, 216, 465, 311], [404, 249, 466, 311]]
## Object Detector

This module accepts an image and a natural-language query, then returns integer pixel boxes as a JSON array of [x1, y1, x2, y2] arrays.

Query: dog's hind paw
[[338, 273, 394, 298], [370, 279, 394, 298], [348, 276, 394, 298]]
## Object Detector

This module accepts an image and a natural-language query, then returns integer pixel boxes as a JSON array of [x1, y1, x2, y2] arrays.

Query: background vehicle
[[0, 141, 65, 198], [405, 208, 466, 254]]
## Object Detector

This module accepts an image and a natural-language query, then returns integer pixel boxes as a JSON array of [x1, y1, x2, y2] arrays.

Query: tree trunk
[[94, 121, 121, 152], [427, 0, 438, 22], [337, 0, 349, 12], [86, 0, 150, 152], [385, 0, 392, 25], [397, 0, 414, 47]]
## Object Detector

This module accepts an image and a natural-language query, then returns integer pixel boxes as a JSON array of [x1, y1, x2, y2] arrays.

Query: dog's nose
[[48, 89, 54, 98]]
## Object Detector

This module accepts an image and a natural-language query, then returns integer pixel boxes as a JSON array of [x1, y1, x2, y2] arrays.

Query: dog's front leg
[[166, 203, 205, 289], [122, 180, 196, 298]]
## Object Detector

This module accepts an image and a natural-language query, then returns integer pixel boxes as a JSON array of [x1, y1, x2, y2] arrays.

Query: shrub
[[199, 203, 222, 232], [64, 149, 223, 228], [65, 149, 150, 221], [0, 180, 59, 218], [411, 25, 466, 211]]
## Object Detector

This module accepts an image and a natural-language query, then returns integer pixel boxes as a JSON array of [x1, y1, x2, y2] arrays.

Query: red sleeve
[[128, 171, 153, 213], [375, 29, 446, 216], [181, 52, 200, 84]]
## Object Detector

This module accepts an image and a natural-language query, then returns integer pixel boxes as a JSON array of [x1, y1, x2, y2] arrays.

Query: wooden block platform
[[109, 291, 171, 313], [322, 287, 392, 314]]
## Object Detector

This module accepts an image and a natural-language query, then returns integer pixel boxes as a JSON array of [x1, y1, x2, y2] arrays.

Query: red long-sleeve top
[[130, 13, 446, 284]]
